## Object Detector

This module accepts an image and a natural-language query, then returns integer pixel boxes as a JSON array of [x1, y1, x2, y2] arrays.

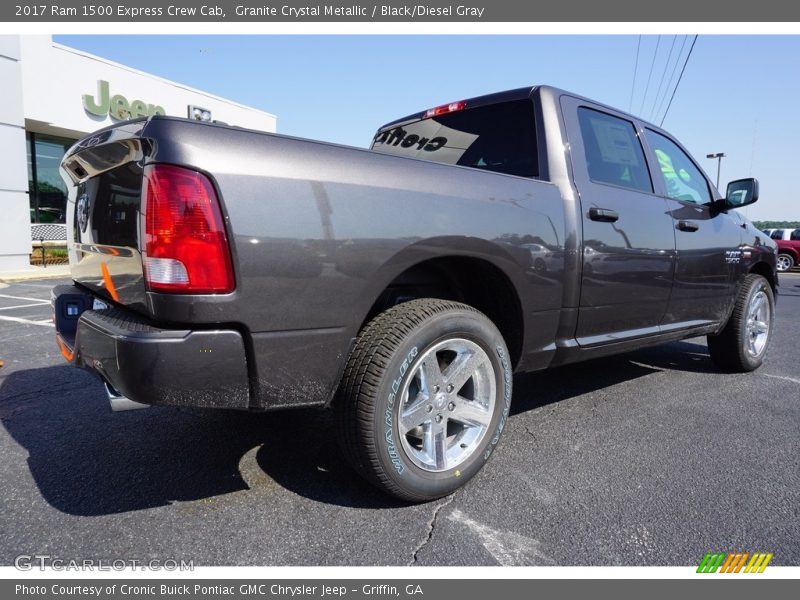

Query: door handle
[[588, 207, 619, 223], [677, 220, 699, 232]]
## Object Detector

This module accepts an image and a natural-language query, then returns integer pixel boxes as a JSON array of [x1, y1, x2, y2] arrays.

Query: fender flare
[[350, 236, 531, 334]]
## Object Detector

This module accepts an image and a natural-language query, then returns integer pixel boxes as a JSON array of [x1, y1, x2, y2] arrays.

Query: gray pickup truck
[[53, 85, 777, 501]]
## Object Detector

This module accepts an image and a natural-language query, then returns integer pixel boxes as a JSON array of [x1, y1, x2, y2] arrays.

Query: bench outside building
[[31, 224, 68, 267]]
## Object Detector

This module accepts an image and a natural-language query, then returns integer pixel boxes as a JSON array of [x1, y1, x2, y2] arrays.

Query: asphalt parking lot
[[0, 275, 798, 567]]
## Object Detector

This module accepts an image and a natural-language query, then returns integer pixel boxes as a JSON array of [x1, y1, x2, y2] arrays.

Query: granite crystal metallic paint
[[55, 86, 777, 412]]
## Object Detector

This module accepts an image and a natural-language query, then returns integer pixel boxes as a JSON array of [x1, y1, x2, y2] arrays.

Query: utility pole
[[706, 152, 726, 189]]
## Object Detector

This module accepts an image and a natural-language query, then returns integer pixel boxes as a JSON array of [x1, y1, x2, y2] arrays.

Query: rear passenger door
[[561, 96, 676, 346], [642, 128, 743, 326]]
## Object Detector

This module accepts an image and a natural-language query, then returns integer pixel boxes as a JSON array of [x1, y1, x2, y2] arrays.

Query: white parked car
[[766, 228, 798, 241]]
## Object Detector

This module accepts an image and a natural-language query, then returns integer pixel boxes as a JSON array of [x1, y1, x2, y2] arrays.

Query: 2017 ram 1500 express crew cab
[[53, 86, 777, 500]]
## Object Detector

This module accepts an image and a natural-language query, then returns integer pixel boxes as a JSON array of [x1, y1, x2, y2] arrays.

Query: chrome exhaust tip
[[104, 382, 150, 412]]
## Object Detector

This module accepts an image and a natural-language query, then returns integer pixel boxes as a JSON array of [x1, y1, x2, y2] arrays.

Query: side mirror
[[723, 178, 759, 209]]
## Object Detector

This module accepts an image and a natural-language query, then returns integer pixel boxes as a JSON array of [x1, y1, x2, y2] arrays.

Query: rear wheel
[[335, 299, 512, 502], [776, 253, 794, 272], [707, 274, 774, 372]]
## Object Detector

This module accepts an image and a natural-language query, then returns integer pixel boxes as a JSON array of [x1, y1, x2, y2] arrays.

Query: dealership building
[[0, 35, 277, 272]]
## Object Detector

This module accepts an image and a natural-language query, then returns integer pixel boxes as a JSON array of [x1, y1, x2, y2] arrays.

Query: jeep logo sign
[[82, 80, 166, 121]]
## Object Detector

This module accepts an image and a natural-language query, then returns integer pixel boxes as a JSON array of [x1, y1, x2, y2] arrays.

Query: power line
[[653, 35, 689, 124], [659, 35, 699, 127], [649, 35, 677, 121], [629, 35, 642, 112], [639, 35, 661, 116]]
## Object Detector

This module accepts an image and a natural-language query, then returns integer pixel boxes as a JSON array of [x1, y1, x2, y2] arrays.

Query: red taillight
[[423, 101, 467, 119], [142, 164, 234, 294]]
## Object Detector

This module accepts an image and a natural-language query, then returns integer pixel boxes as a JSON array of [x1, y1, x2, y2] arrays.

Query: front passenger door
[[561, 97, 676, 346], [643, 128, 743, 327]]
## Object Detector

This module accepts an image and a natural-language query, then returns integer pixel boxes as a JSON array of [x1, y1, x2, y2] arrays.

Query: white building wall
[[20, 36, 276, 136], [0, 36, 33, 272], [0, 35, 277, 273]]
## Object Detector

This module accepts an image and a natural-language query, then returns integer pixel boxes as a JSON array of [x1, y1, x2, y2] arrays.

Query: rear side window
[[577, 108, 652, 193], [792, 229, 800, 241], [371, 100, 538, 177], [771, 230, 785, 240], [645, 129, 712, 204]]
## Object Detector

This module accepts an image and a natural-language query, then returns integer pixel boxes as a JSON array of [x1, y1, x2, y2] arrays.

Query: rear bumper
[[52, 285, 250, 409]]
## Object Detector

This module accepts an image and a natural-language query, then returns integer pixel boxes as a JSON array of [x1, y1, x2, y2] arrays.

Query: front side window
[[577, 107, 652, 193], [771, 230, 785, 240], [645, 130, 712, 204]]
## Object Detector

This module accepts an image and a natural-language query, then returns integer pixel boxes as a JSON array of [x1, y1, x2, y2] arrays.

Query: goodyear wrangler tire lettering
[[334, 299, 512, 502], [485, 345, 512, 460], [384, 346, 418, 475]]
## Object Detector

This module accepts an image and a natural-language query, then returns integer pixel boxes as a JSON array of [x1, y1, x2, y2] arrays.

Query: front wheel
[[335, 299, 513, 502], [707, 274, 774, 372], [776, 253, 794, 272]]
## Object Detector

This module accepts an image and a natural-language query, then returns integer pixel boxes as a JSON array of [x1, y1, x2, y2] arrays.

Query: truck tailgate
[[61, 121, 150, 311]]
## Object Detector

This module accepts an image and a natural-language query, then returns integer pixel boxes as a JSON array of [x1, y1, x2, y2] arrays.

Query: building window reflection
[[26, 132, 75, 224]]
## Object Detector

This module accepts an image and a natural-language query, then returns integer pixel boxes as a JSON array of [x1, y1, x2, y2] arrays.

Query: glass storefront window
[[26, 133, 76, 224]]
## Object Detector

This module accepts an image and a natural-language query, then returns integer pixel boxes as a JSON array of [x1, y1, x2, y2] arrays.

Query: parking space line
[[0, 293, 51, 303], [0, 315, 54, 327], [0, 302, 50, 311], [761, 373, 800, 385], [7, 283, 63, 288]]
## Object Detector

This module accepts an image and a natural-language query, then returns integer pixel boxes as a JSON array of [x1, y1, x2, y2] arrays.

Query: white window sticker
[[590, 118, 640, 166]]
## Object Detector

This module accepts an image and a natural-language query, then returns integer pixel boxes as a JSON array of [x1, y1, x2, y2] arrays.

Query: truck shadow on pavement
[[510, 340, 715, 416], [1, 340, 715, 516], [0, 366, 402, 516]]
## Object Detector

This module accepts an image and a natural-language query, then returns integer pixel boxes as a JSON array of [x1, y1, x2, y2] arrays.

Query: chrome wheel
[[336, 298, 512, 500], [776, 254, 793, 272], [745, 289, 770, 358], [397, 338, 496, 472]]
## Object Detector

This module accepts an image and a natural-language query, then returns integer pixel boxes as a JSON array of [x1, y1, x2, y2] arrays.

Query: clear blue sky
[[56, 35, 799, 221]]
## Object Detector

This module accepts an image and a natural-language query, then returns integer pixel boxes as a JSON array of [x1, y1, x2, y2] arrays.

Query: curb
[[0, 266, 71, 283]]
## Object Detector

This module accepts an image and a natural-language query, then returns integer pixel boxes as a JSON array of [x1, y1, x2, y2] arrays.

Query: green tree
[[752, 221, 800, 230]]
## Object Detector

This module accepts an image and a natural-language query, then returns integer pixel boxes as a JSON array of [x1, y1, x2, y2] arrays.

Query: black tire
[[776, 253, 794, 272], [335, 299, 512, 502], [707, 274, 774, 372]]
